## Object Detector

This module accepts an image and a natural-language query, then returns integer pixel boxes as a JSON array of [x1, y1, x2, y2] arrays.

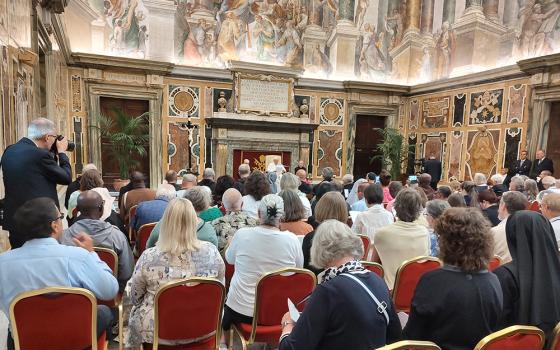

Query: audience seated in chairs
[[418, 173, 436, 200], [212, 188, 258, 253], [60, 190, 134, 292], [125, 197, 225, 348], [493, 211, 560, 346], [0, 197, 118, 350], [164, 169, 181, 191], [424, 199, 450, 257], [351, 183, 394, 246], [350, 181, 369, 212], [235, 163, 251, 195], [198, 185, 223, 222], [473, 173, 489, 193], [280, 172, 312, 219], [279, 220, 402, 350], [447, 192, 467, 207], [120, 171, 156, 225], [64, 163, 97, 210], [490, 191, 528, 264], [302, 191, 349, 275], [541, 193, 560, 245], [241, 170, 272, 218], [462, 181, 480, 208], [374, 188, 431, 288], [385, 181, 404, 214], [221, 194, 303, 346], [525, 179, 539, 202], [404, 208, 503, 349], [146, 186, 218, 248], [213, 175, 236, 212], [67, 168, 123, 233], [131, 183, 176, 234], [176, 173, 197, 197], [478, 190, 500, 227], [279, 189, 313, 235]]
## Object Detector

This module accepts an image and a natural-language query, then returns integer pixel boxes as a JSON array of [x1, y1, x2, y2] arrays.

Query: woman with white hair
[[280, 172, 312, 218], [473, 173, 488, 193], [278, 220, 401, 350], [221, 194, 303, 343], [126, 198, 225, 347]]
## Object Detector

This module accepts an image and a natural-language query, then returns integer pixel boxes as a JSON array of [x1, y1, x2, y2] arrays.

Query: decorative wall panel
[[504, 127, 522, 169], [409, 99, 420, 129], [448, 131, 464, 180], [168, 85, 200, 118], [453, 94, 466, 127], [507, 84, 526, 123], [318, 130, 342, 177], [465, 128, 500, 180], [71, 75, 82, 112], [168, 122, 200, 175], [319, 98, 344, 126], [421, 133, 446, 161], [468, 89, 504, 125], [73, 116, 84, 174], [422, 97, 450, 128]]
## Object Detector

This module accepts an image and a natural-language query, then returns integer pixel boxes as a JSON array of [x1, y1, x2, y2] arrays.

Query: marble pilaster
[[404, 0, 422, 38], [421, 0, 435, 33], [327, 22, 360, 77], [143, 0, 177, 61]]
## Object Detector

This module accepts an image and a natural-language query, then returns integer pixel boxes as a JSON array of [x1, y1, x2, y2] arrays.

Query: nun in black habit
[[494, 210, 560, 342]]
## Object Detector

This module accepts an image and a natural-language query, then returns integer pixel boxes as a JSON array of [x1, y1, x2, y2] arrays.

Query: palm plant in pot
[[91, 109, 149, 191], [370, 128, 415, 180]]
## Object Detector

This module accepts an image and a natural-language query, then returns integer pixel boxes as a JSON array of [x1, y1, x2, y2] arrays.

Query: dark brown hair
[[436, 208, 493, 273], [244, 170, 271, 201], [79, 169, 103, 191], [379, 170, 391, 186], [448, 192, 466, 207]]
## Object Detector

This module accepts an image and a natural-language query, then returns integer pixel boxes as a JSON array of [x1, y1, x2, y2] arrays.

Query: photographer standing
[[1, 118, 72, 248]]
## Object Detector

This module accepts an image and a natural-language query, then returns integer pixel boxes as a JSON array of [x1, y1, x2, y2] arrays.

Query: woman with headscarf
[[347, 178, 367, 207], [493, 211, 560, 342]]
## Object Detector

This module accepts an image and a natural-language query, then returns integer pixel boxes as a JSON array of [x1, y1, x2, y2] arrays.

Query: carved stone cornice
[[71, 53, 175, 75], [343, 81, 409, 94], [518, 53, 560, 76], [206, 113, 319, 132], [227, 60, 303, 78]]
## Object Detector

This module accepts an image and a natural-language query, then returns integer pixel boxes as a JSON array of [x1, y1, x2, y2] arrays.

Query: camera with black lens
[[50, 135, 75, 154]]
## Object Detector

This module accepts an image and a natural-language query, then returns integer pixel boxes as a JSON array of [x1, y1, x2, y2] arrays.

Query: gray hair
[[542, 176, 556, 190], [182, 173, 197, 184], [473, 173, 487, 186], [238, 163, 250, 176], [342, 174, 354, 185], [280, 172, 301, 191], [509, 176, 525, 192], [490, 173, 504, 185], [27, 118, 56, 140], [183, 186, 211, 212], [426, 199, 450, 219], [321, 167, 334, 180], [310, 220, 363, 269], [394, 188, 423, 222], [82, 163, 97, 173], [279, 189, 305, 222], [203, 168, 215, 180], [257, 194, 284, 227], [156, 183, 177, 200], [500, 191, 528, 215], [222, 188, 242, 212]]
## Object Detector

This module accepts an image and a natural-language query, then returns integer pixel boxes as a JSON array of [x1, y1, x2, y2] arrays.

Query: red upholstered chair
[[488, 255, 502, 272], [9, 287, 107, 350], [144, 277, 226, 350], [550, 322, 560, 350], [361, 261, 384, 278], [225, 261, 235, 291], [127, 205, 138, 242], [392, 256, 442, 313], [137, 222, 157, 256], [231, 268, 317, 349], [376, 340, 441, 349], [358, 234, 371, 260], [528, 201, 541, 212], [474, 325, 545, 350], [72, 207, 79, 218], [94, 247, 124, 349]]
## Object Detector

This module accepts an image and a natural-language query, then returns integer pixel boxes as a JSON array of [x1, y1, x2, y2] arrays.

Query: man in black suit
[[511, 150, 532, 177], [1, 118, 72, 248], [532, 149, 554, 178], [423, 155, 442, 190]]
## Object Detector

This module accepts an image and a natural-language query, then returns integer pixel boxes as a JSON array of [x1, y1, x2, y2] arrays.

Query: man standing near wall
[[0, 118, 72, 249]]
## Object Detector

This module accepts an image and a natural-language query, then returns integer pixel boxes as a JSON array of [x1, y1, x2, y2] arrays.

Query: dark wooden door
[[99, 97, 150, 189], [353, 115, 386, 178], [548, 102, 560, 176]]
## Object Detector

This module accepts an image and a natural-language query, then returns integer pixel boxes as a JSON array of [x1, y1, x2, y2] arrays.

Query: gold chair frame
[[358, 234, 371, 260], [93, 247, 124, 350], [127, 204, 138, 242], [9, 287, 101, 350], [361, 261, 385, 278], [391, 256, 442, 310], [152, 277, 226, 350], [376, 340, 441, 350], [230, 267, 317, 350], [550, 322, 560, 350], [473, 325, 545, 350]]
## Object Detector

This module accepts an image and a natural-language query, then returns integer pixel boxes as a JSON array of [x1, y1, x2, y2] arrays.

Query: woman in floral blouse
[[125, 198, 225, 348]]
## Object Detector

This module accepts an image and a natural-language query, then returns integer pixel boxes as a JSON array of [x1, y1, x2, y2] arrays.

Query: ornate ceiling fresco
[[65, 0, 560, 84]]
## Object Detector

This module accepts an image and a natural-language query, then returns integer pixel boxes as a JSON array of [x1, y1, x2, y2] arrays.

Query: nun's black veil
[[504, 210, 560, 330]]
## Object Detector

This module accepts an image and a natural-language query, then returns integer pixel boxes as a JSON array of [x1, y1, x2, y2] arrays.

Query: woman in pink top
[[379, 170, 394, 204], [385, 181, 404, 214]]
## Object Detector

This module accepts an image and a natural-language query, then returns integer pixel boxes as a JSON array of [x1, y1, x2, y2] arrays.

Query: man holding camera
[[1, 118, 72, 248]]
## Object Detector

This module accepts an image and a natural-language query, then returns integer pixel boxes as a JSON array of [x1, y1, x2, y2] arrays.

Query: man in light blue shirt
[[0, 197, 119, 349]]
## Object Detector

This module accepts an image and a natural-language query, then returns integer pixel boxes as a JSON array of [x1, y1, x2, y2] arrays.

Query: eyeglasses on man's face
[[52, 214, 64, 222]]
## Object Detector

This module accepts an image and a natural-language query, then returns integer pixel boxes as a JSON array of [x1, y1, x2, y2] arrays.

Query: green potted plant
[[91, 109, 149, 191], [370, 128, 415, 180]]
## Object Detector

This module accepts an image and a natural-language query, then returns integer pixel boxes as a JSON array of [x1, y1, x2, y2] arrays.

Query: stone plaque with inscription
[[234, 72, 295, 116]]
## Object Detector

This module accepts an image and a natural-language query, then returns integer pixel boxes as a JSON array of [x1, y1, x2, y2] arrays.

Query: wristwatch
[[281, 320, 294, 328]]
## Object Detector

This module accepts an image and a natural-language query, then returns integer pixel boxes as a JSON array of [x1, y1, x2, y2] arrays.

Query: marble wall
[[404, 77, 530, 181]]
